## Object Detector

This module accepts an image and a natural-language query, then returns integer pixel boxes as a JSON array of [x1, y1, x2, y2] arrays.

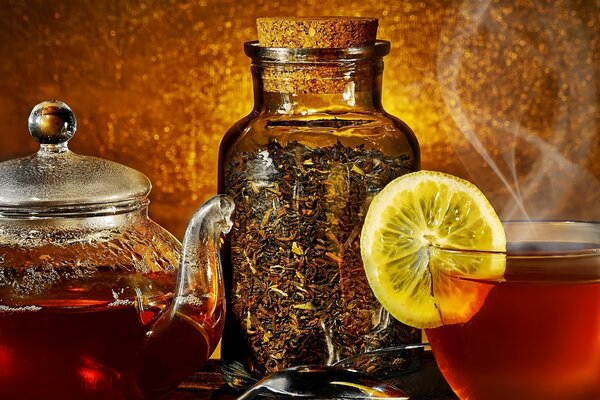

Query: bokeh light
[[0, 0, 597, 237]]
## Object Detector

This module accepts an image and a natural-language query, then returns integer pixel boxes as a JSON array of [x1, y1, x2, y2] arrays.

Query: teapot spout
[[140, 195, 234, 395], [174, 194, 234, 330]]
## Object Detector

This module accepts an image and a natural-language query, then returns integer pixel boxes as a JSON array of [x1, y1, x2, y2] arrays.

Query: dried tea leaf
[[291, 242, 304, 256], [293, 302, 316, 310]]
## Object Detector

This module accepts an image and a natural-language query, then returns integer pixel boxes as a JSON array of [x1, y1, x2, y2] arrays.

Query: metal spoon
[[235, 365, 410, 399]]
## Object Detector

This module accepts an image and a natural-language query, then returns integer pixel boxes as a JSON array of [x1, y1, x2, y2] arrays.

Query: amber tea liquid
[[426, 241, 600, 400], [0, 298, 222, 400]]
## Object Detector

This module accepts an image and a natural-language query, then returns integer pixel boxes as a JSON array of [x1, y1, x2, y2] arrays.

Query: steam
[[436, 0, 599, 221]]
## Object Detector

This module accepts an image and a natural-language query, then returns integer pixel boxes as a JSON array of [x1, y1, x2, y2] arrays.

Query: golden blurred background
[[0, 0, 598, 238]]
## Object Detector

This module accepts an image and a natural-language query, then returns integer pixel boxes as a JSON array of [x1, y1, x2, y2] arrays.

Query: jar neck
[[245, 40, 390, 115], [251, 60, 384, 114]]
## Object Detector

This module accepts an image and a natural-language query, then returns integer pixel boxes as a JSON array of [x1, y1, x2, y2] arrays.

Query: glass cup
[[425, 221, 600, 400]]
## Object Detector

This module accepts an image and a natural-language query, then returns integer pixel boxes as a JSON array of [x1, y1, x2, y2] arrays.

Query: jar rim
[[244, 40, 390, 62]]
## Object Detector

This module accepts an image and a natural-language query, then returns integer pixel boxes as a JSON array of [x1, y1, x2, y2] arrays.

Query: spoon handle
[[235, 385, 269, 400]]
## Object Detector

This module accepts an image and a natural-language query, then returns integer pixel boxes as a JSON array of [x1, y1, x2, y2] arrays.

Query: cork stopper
[[257, 17, 378, 48]]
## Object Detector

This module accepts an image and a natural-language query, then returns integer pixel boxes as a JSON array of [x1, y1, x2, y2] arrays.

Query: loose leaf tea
[[224, 140, 419, 376]]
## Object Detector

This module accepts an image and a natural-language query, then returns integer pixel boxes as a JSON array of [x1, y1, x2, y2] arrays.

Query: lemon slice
[[361, 170, 506, 329]]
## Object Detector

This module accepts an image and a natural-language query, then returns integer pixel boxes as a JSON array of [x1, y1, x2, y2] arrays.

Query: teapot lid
[[0, 101, 151, 217]]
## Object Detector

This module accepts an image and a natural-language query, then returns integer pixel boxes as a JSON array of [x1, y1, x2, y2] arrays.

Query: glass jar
[[219, 38, 421, 387]]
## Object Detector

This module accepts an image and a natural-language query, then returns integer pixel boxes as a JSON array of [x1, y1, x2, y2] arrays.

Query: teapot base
[[0, 300, 216, 400]]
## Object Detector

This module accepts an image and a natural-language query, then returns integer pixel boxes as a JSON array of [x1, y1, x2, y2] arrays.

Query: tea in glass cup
[[426, 221, 600, 400]]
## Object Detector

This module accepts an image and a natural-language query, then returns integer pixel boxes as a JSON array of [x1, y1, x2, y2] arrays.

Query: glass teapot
[[0, 101, 234, 400]]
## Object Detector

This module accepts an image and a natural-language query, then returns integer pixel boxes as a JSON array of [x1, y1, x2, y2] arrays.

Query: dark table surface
[[171, 360, 236, 399], [170, 359, 459, 400]]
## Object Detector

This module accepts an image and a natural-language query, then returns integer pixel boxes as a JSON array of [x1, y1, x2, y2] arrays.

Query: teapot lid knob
[[28, 100, 77, 149]]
